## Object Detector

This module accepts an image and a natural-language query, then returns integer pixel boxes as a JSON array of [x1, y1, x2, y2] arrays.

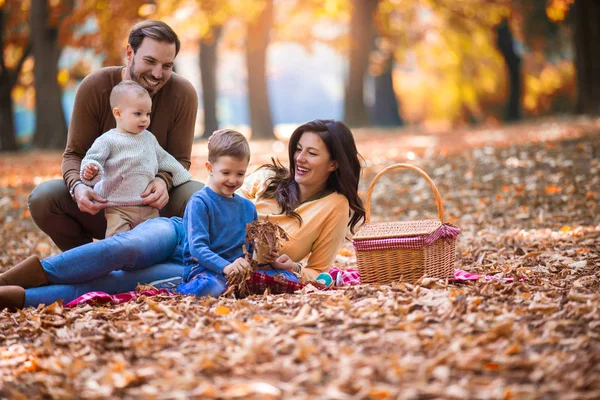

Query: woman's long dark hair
[[259, 119, 365, 233]]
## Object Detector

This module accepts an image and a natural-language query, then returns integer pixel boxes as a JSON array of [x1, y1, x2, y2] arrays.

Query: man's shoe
[[0, 256, 48, 288], [0, 286, 26, 312]]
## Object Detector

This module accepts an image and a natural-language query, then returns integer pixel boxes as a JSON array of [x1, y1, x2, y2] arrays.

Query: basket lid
[[353, 219, 442, 240]]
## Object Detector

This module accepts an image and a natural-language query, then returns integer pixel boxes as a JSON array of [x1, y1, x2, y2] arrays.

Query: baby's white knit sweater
[[81, 129, 193, 206]]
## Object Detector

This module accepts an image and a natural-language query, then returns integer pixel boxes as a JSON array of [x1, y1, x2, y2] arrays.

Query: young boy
[[176, 129, 257, 298], [80, 80, 192, 237]]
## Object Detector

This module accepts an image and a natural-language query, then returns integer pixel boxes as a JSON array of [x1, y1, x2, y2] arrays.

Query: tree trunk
[[246, 0, 274, 139], [200, 26, 223, 138], [573, 0, 600, 114], [343, 0, 378, 127], [496, 18, 522, 121], [0, 82, 17, 152], [31, 0, 67, 149], [0, 9, 17, 152], [371, 55, 403, 127]]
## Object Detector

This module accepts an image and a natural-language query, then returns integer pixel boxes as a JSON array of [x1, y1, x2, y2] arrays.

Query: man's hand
[[271, 254, 296, 271], [74, 184, 107, 215], [141, 177, 169, 209], [223, 257, 251, 276], [82, 164, 98, 181]]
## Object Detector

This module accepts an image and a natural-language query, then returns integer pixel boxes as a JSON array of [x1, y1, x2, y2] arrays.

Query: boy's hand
[[223, 257, 251, 276], [260, 249, 279, 264], [82, 164, 98, 180]]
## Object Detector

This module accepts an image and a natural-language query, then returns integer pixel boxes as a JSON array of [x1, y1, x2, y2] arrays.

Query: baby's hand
[[82, 164, 98, 180], [223, 257, 250, 276]]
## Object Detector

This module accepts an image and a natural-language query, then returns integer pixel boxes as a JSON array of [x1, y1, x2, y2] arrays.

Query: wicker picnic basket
[[352, 163, 460, 284]]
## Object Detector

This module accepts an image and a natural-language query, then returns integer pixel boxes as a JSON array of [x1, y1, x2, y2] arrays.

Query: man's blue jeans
[[25, 217, 185, 307]]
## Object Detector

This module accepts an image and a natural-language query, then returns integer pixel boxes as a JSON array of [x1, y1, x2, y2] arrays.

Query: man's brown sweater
[[62, 66, 198, 192]]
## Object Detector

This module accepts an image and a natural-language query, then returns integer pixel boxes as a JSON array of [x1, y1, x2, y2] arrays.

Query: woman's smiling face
[[293, 132, 338, 193]]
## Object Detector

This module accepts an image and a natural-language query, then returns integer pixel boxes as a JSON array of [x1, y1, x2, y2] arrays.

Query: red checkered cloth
[[238, 271, 306, 296], [64, 288, 173, 308], [352, 223, 460, 252]]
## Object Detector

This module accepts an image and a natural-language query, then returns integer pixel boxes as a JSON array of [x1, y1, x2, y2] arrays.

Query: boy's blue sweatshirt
[[182, 187, 257, 281]]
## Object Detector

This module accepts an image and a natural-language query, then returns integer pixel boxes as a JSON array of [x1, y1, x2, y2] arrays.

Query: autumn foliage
[[1, 119, 599, 398]]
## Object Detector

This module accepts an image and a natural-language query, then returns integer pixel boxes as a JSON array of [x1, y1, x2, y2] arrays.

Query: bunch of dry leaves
[[0, 117, 598, 399]]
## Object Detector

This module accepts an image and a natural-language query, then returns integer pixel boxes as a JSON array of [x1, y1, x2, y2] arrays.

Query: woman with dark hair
[[0, 120, 364, 310], [240, 119, 365, 282]]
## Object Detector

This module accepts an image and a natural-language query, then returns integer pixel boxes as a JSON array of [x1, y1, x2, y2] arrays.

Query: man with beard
[[28, 20, 204, 251]]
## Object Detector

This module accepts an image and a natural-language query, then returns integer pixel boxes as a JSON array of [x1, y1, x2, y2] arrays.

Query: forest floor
[[0, 116, 599, 399]]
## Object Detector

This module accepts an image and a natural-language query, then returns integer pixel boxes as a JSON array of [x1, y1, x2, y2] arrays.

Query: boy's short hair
[[110, 80, 150, 109], [208, 129, 251, 163]]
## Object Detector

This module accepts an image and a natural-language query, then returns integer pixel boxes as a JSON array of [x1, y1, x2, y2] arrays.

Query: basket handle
[[364, 163, 444, 223]]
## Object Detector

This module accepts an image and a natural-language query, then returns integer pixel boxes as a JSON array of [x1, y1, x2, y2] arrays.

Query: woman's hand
[[223, 257, 251, 276], [271, 254, 296, 271]]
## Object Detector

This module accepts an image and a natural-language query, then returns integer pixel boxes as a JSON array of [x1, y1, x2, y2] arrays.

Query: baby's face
[[116, 94, 152, 134]]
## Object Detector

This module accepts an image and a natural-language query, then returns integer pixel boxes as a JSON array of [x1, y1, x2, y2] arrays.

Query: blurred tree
[[572, 0, 600, 114], [175, 0, 275, 138], [0, 0, 30, 151], [372, 55, 403, 126], [200, 26, 222, 137], [31, 0, 74, 149], [369, 40, 403, 126], [496, 18, 521, 121], [371, 2, 416, 127], [511, 0, 575, 117], [343, 0, 378, 127], [62, 0, 150, 66], [191, 0, 234, 138], [246, 0, 274, 139], [375, 1, 509, 126]]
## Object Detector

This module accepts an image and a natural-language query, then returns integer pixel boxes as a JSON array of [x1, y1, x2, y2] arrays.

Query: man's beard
[[128, 57, 136, 81], [128, 57, 160, 96]]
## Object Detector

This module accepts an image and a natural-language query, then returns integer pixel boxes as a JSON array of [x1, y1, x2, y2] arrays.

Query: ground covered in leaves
[[1, 117, 599, 399]]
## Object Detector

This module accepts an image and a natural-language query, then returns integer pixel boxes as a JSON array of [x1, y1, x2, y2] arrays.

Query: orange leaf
[[485, 362, 500, 370], [337, 248, 354, 257], [21, 357, 38, 372], [504, 343, 521, 355], [368, 389, 391, 399], [545, 185, 561, 195], [229, 320, 249, 333], [214, 305, 230, 316]]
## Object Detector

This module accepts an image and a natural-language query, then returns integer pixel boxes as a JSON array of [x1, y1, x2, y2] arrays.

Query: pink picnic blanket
[[64, 288, 172, 308], [64, 269, 516, 307]]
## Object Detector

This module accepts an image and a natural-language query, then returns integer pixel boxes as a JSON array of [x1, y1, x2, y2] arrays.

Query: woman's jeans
[[25, 217, 185, 307]]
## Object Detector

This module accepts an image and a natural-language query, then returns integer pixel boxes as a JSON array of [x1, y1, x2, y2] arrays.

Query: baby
[[80, 80, 192, 237]]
